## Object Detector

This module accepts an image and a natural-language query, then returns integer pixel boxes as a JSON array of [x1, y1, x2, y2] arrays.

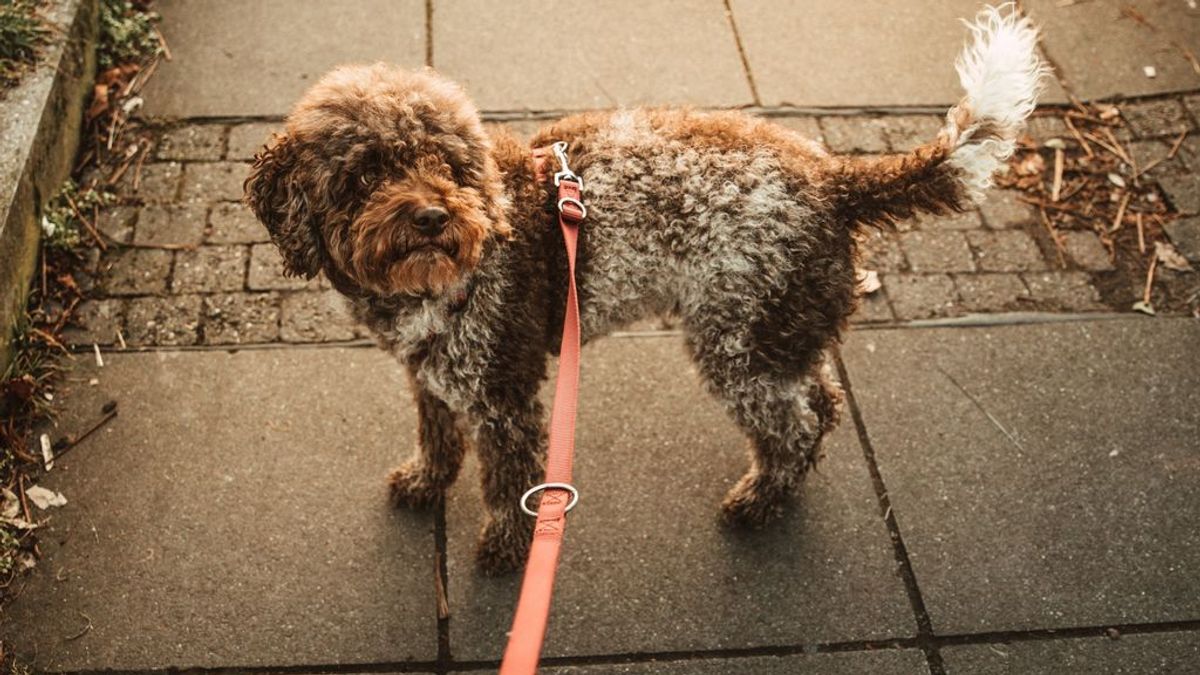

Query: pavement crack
[[835, 352, 946, 675], [936, 365, 1028, 455]]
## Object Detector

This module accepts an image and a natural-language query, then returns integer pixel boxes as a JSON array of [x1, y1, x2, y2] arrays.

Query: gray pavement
[[141, 0, 1195, 118], [8, 320, 1200, 672], [9, 0, 1200, 673]]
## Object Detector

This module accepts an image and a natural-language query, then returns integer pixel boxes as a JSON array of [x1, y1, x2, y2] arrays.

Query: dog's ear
[[244, 134, 323, 279]]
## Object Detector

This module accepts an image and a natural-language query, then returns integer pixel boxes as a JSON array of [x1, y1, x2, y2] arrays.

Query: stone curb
[[0, 0, 99, 368]]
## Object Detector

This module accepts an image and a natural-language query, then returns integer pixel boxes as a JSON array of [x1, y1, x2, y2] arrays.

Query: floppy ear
[[243, 134, 323, 279]]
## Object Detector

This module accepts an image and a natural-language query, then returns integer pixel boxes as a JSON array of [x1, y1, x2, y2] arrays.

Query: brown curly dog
[[245, 6, 1047, 574]]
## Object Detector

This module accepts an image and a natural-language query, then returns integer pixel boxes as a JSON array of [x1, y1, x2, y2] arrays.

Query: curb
[[0, 0, 99, 368]]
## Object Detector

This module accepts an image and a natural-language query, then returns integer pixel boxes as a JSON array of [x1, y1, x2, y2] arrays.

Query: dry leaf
[[41, 433, 54, 470], [1, 487, 20, 519], [857, 269, 881, 295], [1155, 241, 1194, 272], [1107, 173, 1127, 188], [26, 486, 68, 510], [1016, 153, 1045, 176]]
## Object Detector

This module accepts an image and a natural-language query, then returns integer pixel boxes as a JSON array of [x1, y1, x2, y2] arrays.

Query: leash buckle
[[520, 482, 580, 516], [551, 141, 584, 190]]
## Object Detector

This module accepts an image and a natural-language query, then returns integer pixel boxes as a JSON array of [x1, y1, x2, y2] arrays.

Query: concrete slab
[[732, 0, 1054, 108], [446, 336, 914, 660], [3, 348, 438, 670], [433, 0, 754, 111], [841, 319, 1200, 634], [941, 632, 1200, 674], [737, 1, 1069, 107], [1026, 0, 1200, 100], [142, 0, 426, 118], [536, 649, 930, 673]]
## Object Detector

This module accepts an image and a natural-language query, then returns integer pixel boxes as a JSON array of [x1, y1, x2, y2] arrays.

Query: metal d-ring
[[556, 197, 587, 219], [520, 482, 580, 517]]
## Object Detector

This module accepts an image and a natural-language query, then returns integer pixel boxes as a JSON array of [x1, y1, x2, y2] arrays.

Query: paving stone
[[819, 117, 890, 154], [953, 274, 1031, 313], [181, 161, 250, 203], [1025, 0, 1200, 100], [62, 299, 125, 346], [226, 121, 281, 160], [941, 632, 1200, 675], [769, 116, 825, 146], [124, 295, 202, 346], [852, 290, 895, 323], [171, 245, 248, 293], [1164, 215, 1200, 262], [861, 232, 908, 273], [734, 0, 981, 107], [1171, 136, 1200, 173], [1020, 271, 1106, 311], [540, 650, 929, 674], [1158, 172, 1200, 213], [1061, 230, 1115, 271], [121, 162, 182, 202], [201, 292, 281, 344], [1120, 98, 1195, 139], [93, 205, 137, 243], [978, 190, 1037, 229], [900, 231, 975, 273], [1185, 93, 1200, 120], [0, 349, 437, 669], [885, 274, 959, 320], [100, 248, 172, 296], [847, 318, 1200, 635], [280, 291, 360, 342], [155, 125, 226, 161], [1024, 115, 1070, 145], [915, 210, 983, 231], [249, 243, 319, 291], [883, 115, 944, 152], [142, 0, 426, 117], [447, 337, 914, 660], [1126, 139, 1184, 177], [967, 230, 1047, 272], [208, 201, 268, 244], [435, 0, 752, 110], [133, 204, 207, 247]]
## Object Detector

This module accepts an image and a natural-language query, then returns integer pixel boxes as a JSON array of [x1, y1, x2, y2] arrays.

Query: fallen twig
[[1110, 192, 1131, 233], [51, 403, 118, 463]]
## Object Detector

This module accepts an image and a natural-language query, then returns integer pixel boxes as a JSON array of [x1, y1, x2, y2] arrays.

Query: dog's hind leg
[[686, 318, 843, 527], [388, 365, 469, 509]]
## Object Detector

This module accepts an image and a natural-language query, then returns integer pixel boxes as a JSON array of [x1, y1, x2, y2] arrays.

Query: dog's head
[[245, 64, 511, 297]]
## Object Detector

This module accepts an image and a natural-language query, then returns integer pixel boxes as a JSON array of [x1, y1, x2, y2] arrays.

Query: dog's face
[[245, 64, 511, 296]]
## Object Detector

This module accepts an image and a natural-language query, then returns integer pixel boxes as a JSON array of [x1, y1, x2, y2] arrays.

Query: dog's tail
[[830, 4, 1049, 229]]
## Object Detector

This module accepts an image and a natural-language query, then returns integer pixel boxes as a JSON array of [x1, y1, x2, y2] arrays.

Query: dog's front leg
[[472, 398, 547, 575], [388, 364, 468, 509]]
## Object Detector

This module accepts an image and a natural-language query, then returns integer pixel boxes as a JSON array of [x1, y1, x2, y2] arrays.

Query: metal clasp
[[520, 482, 580, 516], [551, 141, 583, 189]]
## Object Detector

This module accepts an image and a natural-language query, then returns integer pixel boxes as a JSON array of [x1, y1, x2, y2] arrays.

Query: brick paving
[[71, 95, 1200, 347]]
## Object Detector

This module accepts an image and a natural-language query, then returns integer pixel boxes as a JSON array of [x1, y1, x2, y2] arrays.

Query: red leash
[[499, 142, 587, 674]]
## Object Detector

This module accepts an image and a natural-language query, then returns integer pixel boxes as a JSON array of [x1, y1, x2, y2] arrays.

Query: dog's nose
[[414, 206, 450, 236]]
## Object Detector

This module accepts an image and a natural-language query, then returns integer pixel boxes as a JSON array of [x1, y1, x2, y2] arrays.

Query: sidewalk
[[5, 1, 1200, 673]]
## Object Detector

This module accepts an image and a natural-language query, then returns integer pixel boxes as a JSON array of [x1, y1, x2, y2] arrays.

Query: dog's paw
[[721, 474, 789, 528], [387, 462, 443, 509], [475, 517, 532, 576]]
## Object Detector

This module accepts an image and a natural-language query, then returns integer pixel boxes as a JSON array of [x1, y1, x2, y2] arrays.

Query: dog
[[245, 6, 1046, 574]]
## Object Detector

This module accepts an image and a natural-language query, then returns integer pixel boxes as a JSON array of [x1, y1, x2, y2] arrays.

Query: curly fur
[[244, 6, 1044, 574]]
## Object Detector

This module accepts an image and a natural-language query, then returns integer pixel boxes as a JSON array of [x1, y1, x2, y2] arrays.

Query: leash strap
[[499, 143, 586, 674]]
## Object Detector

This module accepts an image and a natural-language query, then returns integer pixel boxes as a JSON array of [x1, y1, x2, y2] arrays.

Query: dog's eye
[[359, 173, 376, 187]]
